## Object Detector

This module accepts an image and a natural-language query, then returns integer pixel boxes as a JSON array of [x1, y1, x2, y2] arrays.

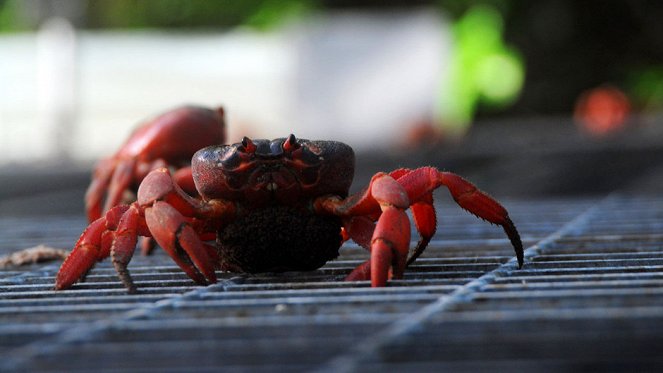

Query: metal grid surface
[[1, 195, 662, 372]]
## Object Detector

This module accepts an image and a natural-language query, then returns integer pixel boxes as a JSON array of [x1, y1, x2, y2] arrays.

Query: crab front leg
[[389, 169, 437, 265], [55, 204, 131, 290], [316, 167, 523, 287], [315, 173, 412, 287], [111, 168, 234, 292], [56, 168, 234, 293]]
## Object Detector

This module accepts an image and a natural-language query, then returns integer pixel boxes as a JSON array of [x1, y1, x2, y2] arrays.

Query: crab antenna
[[283, 134, 299, 152], [241, 136, 257, 153]]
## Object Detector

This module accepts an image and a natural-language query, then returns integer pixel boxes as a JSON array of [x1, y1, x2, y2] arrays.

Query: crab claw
[[145, 201, 217, 286]]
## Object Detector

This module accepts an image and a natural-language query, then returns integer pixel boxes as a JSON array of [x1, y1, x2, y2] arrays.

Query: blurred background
[[3, 3, 663, 371], [1, 0, 663, 214]]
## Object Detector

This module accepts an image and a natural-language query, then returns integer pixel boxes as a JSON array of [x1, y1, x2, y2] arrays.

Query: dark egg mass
[[216, 206, 343, 273]]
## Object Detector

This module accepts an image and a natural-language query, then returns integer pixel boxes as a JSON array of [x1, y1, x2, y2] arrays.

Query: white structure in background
[[0, 9, 450, 166], [292, 10, 449, 147], [37, 17, 77, 160]]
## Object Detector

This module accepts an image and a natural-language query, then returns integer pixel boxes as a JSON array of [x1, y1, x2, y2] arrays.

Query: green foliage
[[0, 0, 27, 32], [440, 4, 524, 131]]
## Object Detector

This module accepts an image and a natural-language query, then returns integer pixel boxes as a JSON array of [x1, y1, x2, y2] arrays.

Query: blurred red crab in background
[[56, 105, 523, 293]]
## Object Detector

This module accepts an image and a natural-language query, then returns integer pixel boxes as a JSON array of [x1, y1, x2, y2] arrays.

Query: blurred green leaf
[[0, 0, 27, 32]]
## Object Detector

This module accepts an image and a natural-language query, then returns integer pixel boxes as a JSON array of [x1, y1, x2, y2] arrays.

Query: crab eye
[[283, 134, 300, 152], [241, 136, 257, 153], [219, 148, 240, 169]]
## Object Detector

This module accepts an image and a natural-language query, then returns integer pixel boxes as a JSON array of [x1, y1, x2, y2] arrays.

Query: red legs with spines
[[55, 219, 106, 290], [344, 260, 371, 282], [316, 167, 523, 287], [138, 164, 195, 256], [57, 168, 235, 292], [55, 204, 130, 290], [119, 169, 225, 290], [110, 203, 142, 293], [368, 206, 411, 286], [101, 159, 137, 220], [407, 198, 436, 265], [85, 159, 115, 222], [342, 216, 375, 250], [144, 201, 216, 287], [316, 173, 412, 287], [394, 166, 523, 267], [390, 169, 437, 266]]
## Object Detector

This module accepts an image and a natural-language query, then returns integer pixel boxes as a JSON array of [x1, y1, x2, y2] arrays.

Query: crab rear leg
[[84, 158, 118, 222], [57, 168, 234, 293], [109, 203, 143, 293]]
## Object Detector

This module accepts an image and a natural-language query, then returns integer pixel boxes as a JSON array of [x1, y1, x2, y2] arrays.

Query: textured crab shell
[[191, 138, 356, 202], [120, 106, 225, 163]]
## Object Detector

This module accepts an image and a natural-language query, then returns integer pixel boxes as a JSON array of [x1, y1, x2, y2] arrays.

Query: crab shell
[[190, 137, 356, 272]]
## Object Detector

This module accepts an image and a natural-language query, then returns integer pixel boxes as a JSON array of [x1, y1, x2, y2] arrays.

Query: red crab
[[84, 105, 226, 223], [55, 106, 523, 293]]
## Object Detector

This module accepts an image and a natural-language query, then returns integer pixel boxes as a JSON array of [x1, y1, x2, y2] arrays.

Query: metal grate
[[1, 195, 662, 371]]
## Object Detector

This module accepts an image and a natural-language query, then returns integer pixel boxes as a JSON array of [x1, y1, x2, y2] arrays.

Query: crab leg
[[316, 173, 412, 286], [397, 167, 523, 267], [84, 159, 116, 222], [144, 201, 216, 287], [369, 206, 411, 285], [317, 167, 523, 286], [109, 203, 143, 293], [341, 169, 438, 268], [134, 168, 233, 281], [57, 168, 234, 292], [55, 205, 130, 290], [132, 168, 229, 287], [388, 169, 437, 265], [55, 219, 106, 290], [102, 158, 137, 218]]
